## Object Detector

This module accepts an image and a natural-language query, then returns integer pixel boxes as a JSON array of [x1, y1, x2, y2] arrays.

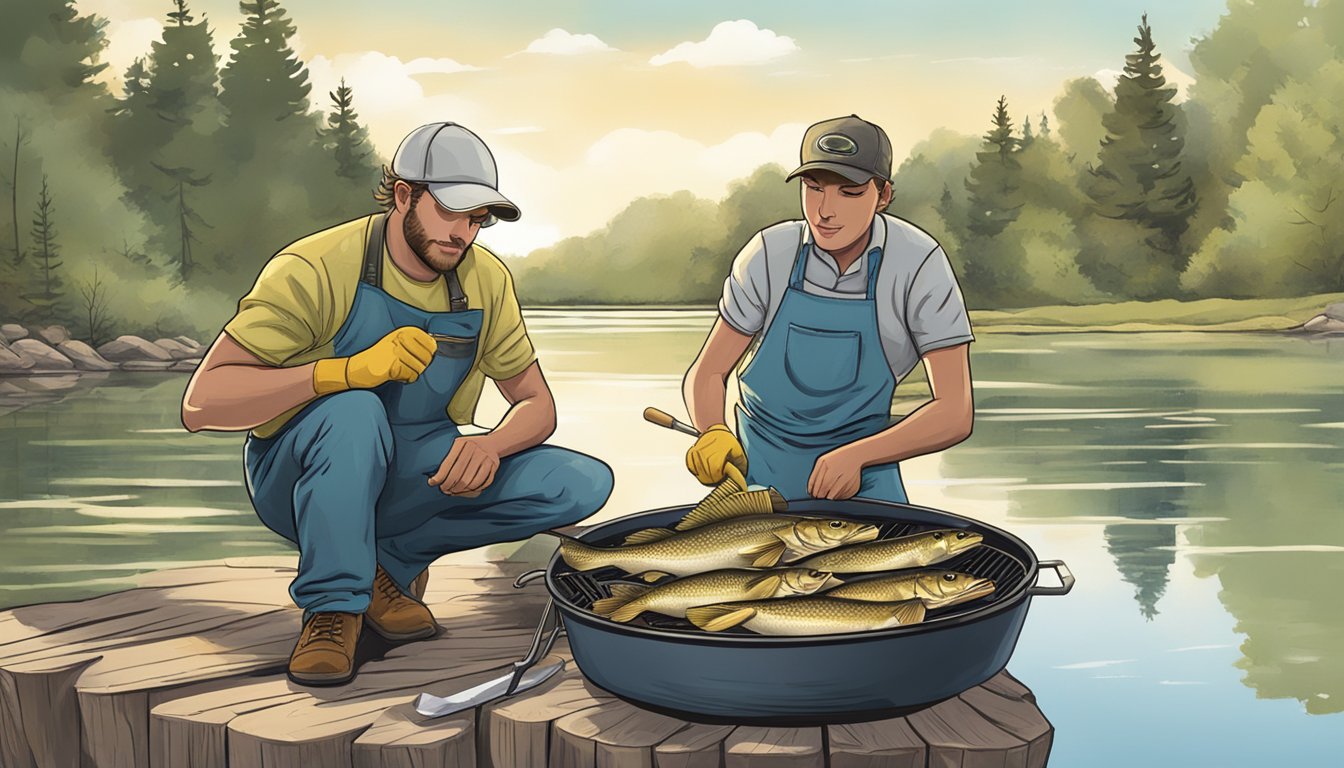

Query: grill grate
[[551, 515, 1031, 633]]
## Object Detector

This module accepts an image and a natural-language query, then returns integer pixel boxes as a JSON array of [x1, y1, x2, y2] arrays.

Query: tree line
[[1, 0, 378, 344], [2, 1, 1342, 340], [516, 3, 1344, 308]]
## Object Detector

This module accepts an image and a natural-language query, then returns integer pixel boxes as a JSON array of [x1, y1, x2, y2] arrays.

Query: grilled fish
[[555, 516, 878, 578], [591, 567, 840, 623], [820, 570, 995, 608], [686, 596, 927, 636], [793, 528, 983, 573]]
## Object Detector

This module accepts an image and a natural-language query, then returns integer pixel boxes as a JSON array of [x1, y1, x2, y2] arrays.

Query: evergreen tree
[[153, 164, 212, 283], [3, 118, 29, 266], [1084, 14, 1197, 297], [219, 0, 312, 158], [23, 176, 65, 323], [1039, 112, 1051, 139], [320, 78, 377, 184], [1021, 116, 1035, 146], [965, 95, 1022, 238], [0, 0, 109, 96]]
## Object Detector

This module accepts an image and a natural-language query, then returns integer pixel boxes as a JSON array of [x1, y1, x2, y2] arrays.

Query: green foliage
[[23, 176, 65, 324], [219, 0, 312, 161], [1185, 61, 1344, 297], [1052, 77, 1111, 167], [965, 95, 1022, 239], [1083, 14, 1197, 299], [0, 0, 109, 99], [514, 166, 796, 305], [320, 79, 378, 185]]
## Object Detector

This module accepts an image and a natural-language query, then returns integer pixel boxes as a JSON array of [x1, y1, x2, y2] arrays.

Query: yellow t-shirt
[[224, 214, 536, 439]]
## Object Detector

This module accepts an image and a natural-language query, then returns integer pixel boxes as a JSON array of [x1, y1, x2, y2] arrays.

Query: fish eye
[[955, 531, 968, 539], [808, 570, 822, 578], [943, 573, 957, 582], [932, 532, 944, 540], [828, 520, 843, 528]]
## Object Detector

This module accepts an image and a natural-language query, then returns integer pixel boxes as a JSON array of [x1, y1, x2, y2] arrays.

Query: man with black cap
[[182, 122, 613, 685], [683, 115, 975, 504]]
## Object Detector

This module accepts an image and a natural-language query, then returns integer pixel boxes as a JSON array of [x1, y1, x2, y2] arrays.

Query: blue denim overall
[[735, 233, 907, 503], [244, 214, 613, 616]]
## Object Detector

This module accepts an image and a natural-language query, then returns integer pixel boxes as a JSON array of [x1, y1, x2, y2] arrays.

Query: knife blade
[[413, 658, 566, 718]]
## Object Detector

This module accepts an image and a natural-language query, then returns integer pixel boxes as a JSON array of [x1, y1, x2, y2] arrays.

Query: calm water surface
[[1, 310, 1341, 765]]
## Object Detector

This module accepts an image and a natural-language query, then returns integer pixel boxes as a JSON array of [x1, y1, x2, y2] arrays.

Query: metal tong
[[413, 568, 566, 718]]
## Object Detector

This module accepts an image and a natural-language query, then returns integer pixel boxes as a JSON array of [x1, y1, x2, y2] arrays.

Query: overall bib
[[243, 214, 613, 616], [736, 233, 908, 504]]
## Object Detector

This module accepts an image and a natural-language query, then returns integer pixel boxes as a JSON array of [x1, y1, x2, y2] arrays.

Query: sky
[[78, 0, 1232, 257]]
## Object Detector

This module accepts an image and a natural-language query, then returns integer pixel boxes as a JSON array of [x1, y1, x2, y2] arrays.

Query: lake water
[[1, 309, 1342, 765]]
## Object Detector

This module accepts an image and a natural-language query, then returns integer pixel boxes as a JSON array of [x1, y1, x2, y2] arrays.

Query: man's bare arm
[[845, 342, 975, 466], [180, 333, 319, 433], [683, 318, 754, 432], [427, 360, 556, 495]]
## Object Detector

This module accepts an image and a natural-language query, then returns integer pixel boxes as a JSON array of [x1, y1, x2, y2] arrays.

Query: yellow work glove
[[312, 326, 436, 395], [686, 424, 748, 487]]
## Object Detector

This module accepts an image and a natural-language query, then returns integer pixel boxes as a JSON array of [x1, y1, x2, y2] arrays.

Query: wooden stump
[[0, 554, 1054, 767]]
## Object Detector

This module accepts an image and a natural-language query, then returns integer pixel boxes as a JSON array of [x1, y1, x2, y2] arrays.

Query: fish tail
[[592, 583, 652, 622]]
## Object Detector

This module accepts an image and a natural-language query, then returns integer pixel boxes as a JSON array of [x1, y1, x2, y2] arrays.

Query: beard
[[403, 201, 469, 273]]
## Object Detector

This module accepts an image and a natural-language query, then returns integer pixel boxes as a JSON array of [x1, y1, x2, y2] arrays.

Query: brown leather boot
[[411, 568, 429, 601], [366, 565, 437, 641], [288, 611, 362, 686]]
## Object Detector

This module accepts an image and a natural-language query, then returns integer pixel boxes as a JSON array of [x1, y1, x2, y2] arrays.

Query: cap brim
[[785, 161, 880, 185], [427, 182, 521, 223]]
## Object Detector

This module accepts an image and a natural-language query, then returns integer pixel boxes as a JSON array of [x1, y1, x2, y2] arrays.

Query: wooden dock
[[0, 549, 1053, 767]]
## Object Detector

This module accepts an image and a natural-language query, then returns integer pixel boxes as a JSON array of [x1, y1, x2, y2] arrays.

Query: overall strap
[[865, 246, 884, 300], [361, 213, 386, 287], [362, 212, 469, 312], [787, 226, 811, 290]]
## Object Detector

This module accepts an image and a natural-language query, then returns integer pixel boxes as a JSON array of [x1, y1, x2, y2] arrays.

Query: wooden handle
[[643, 407, 677, 429]]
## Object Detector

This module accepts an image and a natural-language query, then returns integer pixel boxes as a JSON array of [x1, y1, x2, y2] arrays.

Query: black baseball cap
[[787, 115, 893, 185]]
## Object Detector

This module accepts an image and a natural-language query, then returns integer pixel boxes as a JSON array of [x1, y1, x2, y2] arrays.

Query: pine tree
[[964, 95, 1022, 238], [0, 0, 109, 96], [23, 176, 65, 323], [153, 164, 211, 283], [1039, 112, 1051, 139], [219, 0, 312, 158], [152, 1, 222, 129], [1021, 116, 1035, 146], [3, 118, 29, 267], [320, 78, 377, 183], [1084, 13, 1197, 296]]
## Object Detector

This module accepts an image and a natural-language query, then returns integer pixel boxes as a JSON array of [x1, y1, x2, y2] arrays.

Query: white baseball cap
[[391, 122, 520, 225]]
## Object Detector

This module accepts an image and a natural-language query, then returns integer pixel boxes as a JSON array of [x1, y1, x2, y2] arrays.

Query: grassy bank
[[969, 293, 1344, 333]]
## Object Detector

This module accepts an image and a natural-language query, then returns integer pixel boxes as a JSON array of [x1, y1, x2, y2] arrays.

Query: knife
[[413, 658, 566, 718]]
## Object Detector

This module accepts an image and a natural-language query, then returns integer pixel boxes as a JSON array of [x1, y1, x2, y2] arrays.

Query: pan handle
[[514, 568, 547, 589], [1028, 560, 1075, 596]]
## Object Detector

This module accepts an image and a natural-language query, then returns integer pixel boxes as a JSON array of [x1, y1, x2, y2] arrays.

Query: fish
[[591, 567, 840, 623], [792, 528, 983, 573], [686, 596, 927, 636], [819, 570, 995, 609], [554, 516, 879, 578]]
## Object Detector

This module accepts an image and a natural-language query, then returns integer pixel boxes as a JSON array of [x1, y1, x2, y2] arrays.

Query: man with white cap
[[683, 115, 975, 505], [182, 122, 613, 685]]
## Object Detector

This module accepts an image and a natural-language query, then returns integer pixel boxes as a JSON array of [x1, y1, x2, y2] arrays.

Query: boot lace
[[303, 613, 345, 647], [375, 569, 406, 602]]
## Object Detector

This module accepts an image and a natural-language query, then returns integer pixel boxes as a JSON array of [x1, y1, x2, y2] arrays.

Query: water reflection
[[939, 332, 1344, 715]]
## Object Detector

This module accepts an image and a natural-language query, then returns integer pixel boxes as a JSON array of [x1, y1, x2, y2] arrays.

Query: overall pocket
[[783, 324, 861, 396]]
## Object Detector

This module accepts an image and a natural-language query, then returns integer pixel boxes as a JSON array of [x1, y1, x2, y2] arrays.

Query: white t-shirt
[[718, 213, 974, 382]]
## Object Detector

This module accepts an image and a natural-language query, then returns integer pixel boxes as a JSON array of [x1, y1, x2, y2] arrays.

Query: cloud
[[306, 51, 484, 155], [520, 29, 617, 56], [483, 123, 805, 256], [88, 16, 162, 90], [650, 20, 798, 68]]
